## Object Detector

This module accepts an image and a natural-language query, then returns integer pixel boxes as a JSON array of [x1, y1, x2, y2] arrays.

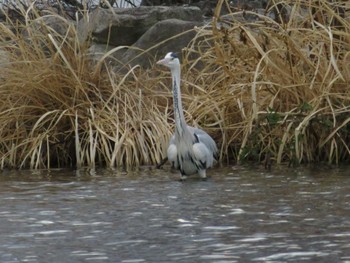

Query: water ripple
[[0, 166, 349, 262]]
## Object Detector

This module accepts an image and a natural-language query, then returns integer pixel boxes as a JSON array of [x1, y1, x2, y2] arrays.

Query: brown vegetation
[[0, 0, 349, 169], [191, 0, 350, 165], [0, 3, 171, 169]]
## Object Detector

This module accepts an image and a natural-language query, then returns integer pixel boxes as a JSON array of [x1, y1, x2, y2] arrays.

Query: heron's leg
[[156, 157, 168, 169], [198, 169, 207, 180], [180, 173, 187, 181]]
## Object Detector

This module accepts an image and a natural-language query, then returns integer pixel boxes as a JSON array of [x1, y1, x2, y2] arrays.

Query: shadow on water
[[0, 165, 350, 262]]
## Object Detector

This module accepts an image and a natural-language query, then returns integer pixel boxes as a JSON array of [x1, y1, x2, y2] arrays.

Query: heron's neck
[[171, 66, 187, 135]]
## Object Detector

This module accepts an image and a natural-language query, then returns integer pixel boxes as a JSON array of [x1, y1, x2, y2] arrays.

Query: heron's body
[[167, 126, 217, 177], [157, 52, 218, 180]]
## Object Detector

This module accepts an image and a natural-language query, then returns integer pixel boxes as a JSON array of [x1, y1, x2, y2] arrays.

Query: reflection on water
[[0, 166, 350, 262]]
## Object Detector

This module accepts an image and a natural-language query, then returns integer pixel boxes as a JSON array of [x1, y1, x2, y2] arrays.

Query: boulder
[[78, 6, 203, 47], [38, 15, 74, 36], [118, 18, 202, 68], [140, 0, 215, 17]]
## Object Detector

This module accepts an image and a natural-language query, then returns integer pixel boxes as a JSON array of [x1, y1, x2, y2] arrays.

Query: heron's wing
[[190, 127, 218, 159]]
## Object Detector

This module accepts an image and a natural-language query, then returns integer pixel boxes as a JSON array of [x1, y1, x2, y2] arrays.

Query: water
[[0, 165, 350, 262]]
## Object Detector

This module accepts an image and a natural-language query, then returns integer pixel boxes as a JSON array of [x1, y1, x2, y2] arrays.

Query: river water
[[0, 165, 349, 263]]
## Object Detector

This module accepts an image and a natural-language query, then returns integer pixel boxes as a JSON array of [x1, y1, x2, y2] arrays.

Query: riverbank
[[0, 0, 349, 169]]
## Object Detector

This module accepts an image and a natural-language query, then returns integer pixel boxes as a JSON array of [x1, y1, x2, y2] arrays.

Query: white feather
[[167, 143, 177, 168]]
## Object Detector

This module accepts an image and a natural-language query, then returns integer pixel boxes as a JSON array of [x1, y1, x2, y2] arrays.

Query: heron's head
[[156, 52, 180, 70]]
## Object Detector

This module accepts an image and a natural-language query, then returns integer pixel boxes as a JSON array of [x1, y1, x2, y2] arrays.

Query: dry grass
[[0, 0, 350, 169], [181, 0, 350, 165], [0, 3, 171, 169]]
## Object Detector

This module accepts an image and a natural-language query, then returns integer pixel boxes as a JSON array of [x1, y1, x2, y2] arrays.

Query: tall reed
[[0, 3, 171, 169], [1, 0, 349, 169], [183, 0, 350, 165]]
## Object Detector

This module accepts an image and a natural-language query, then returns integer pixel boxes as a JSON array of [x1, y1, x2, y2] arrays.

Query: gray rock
[[118, 18, 202, 69], [78, 6, 203, 47]]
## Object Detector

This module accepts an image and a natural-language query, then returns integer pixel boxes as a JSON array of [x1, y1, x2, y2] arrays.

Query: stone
[[77, 6, 203, 47], [118, 18, 202, 68]]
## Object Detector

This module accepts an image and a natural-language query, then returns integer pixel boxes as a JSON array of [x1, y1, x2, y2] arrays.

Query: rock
[[78, 6, 203, 47], [141, 0, 185, 5], [230, 0, 266, 9], [191, 0, 214, 17], [140, 0, 216, 17], [86, 43, 115, 63], [21, 15, 74, 39], [118, 18, 202, 69], [20, 15, 75, 57], [40, 15, 74, 36]]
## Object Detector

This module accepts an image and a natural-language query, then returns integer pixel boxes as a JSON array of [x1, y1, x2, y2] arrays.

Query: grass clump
[[181, 0, 350, 165], [0, 3, 171, 169]]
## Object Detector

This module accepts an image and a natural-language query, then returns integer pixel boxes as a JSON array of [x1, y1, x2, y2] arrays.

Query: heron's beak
[[156, 58, 169, 66]]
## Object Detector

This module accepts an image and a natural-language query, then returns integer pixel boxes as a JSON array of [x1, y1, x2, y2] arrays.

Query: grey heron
[[157, 52, 218, 180]]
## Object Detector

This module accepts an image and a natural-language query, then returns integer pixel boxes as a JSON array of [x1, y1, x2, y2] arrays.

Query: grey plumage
[[157, 52, 218, 180]]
